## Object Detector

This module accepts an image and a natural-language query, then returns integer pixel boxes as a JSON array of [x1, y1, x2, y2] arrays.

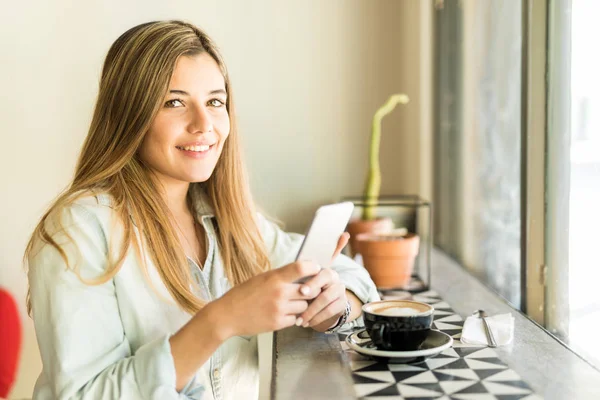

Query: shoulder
[[255, 211, 303, 239], [49, 191, 115, 227], [36, 191, 121, 254], [255, 212, 270, 231], [255, 212, 304, 267], [72, 191, 116, 217], [255, 212, 281, 239], [28, 191, 122, 281]]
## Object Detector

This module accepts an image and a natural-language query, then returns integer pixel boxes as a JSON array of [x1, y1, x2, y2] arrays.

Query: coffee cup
[[362, 300, 434, 351]]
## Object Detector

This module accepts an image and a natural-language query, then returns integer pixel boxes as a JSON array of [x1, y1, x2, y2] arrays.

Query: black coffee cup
[[362, 300, 434, 351]]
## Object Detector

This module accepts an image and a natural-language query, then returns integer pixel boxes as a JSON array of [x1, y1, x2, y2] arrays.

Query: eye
[[208, 98, 225, 107], [165, 99, 184, 108]]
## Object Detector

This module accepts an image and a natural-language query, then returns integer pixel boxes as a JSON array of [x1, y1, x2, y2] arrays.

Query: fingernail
[[295, 317, 303, 326], [300, 286, 310, 296], [302, 321, 310, 328]]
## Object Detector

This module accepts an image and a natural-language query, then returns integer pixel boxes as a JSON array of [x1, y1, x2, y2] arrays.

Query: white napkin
[[460, 313, 515, 346]]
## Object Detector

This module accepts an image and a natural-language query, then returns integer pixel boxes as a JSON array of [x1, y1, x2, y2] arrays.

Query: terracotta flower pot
[[355, 232, 420, 289], [346, 217, 394, 257]]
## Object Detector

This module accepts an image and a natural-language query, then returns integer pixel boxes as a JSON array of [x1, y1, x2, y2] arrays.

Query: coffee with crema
[[362, 300, 435, 351], [377, 307, 421, 316], [369, 301, 431, 317]]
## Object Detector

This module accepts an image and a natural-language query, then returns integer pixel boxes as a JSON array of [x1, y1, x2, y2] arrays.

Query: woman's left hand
[[295, 232, 350, 331], [295, 268, 348, 331]]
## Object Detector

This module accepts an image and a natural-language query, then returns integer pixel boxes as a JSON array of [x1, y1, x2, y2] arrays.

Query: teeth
[[181, 145, 211, 152]]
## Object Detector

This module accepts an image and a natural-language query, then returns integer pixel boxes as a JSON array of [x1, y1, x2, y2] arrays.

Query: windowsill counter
[[271, 248, 600, 399]]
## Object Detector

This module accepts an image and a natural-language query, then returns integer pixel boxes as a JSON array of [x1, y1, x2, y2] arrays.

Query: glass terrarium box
[[342, 195, 432, 294]]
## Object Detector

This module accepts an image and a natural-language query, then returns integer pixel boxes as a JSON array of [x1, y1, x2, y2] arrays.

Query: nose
[[188, 104, 213, 134]]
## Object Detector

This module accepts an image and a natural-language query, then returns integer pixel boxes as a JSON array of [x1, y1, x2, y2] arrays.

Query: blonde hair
[[24, 20, 270, 315]]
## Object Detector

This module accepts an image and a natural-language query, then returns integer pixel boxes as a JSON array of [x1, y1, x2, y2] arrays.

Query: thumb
[[331, 232, 350, 262]]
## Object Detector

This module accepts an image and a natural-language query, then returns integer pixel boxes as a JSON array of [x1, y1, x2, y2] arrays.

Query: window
[[546, 0, 600, 369], [434, 0, 600, 370], [434, 0, 522, 307]]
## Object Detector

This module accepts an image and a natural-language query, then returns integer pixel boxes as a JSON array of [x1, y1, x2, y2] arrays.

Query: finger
[[275, 315, 298, 331], [284, 300, 309, 315], [297, 268, 338, 298], [299, 283, 344, 326], [277, 261, 321, 283], [330, 232, 350, 262], [307, 297, 346, 327], [276, 283, 320, 303], [286, 283, 320, 300]]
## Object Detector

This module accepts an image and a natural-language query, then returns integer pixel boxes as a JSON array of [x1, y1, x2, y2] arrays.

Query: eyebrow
[[168, 89, 227, 96]]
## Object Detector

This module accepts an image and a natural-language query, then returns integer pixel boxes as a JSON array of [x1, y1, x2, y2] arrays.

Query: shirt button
[[213, 368, 220, 379]]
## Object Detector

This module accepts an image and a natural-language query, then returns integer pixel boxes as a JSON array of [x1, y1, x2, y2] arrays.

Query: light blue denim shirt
[[28, 188, 379, 400]]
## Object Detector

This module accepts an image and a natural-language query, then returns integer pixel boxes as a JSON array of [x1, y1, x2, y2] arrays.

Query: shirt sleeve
[[257, 213, 380, 328], [28, 201, 203, 400]]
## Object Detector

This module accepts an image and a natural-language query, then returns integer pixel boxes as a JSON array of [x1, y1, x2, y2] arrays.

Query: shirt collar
[[188, 184, 215, 219]]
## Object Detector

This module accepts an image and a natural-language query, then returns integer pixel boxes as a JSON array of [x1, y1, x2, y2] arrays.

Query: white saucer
[[345, 329, 453, 364]]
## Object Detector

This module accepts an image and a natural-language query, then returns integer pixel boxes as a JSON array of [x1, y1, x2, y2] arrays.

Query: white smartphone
[[294, 201, 354, 283]]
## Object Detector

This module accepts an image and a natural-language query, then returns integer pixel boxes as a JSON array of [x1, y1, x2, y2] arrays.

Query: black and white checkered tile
[[339, 290, 541, 399]]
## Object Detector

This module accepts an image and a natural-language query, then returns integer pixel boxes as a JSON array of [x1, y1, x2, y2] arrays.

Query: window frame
[[521, 0, 549, 325]]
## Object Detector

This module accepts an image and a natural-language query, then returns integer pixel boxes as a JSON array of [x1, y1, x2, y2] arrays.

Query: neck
[[168, 186, 192, 217], [155, 177, 191, 217]]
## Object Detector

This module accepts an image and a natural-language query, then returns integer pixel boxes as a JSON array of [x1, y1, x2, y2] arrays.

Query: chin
[[186, 171, 215, 183]]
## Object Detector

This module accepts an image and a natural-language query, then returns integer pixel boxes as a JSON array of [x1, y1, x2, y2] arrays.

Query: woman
[[25, 20, 378, 400]]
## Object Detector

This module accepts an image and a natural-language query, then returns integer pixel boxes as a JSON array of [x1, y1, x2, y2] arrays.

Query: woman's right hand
[[213, 261, 321, 339], [170, 261, 320, 389]]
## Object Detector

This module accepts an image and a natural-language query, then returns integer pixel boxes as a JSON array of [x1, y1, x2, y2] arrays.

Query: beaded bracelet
[[325, 300, 352, 334]]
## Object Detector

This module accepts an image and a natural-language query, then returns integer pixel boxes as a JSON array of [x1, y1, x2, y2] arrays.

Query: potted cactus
[[346, 93, 420, 289], [346, 93, 410, 255]]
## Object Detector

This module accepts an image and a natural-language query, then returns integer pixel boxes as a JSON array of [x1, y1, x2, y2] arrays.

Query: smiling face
[[138, 52, 230, 191]]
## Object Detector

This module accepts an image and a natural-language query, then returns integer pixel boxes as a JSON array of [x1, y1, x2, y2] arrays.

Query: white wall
[[0, 1, 431, 397]]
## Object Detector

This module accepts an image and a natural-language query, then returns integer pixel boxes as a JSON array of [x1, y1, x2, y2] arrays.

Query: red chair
[[0, 288, 22, 398]]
